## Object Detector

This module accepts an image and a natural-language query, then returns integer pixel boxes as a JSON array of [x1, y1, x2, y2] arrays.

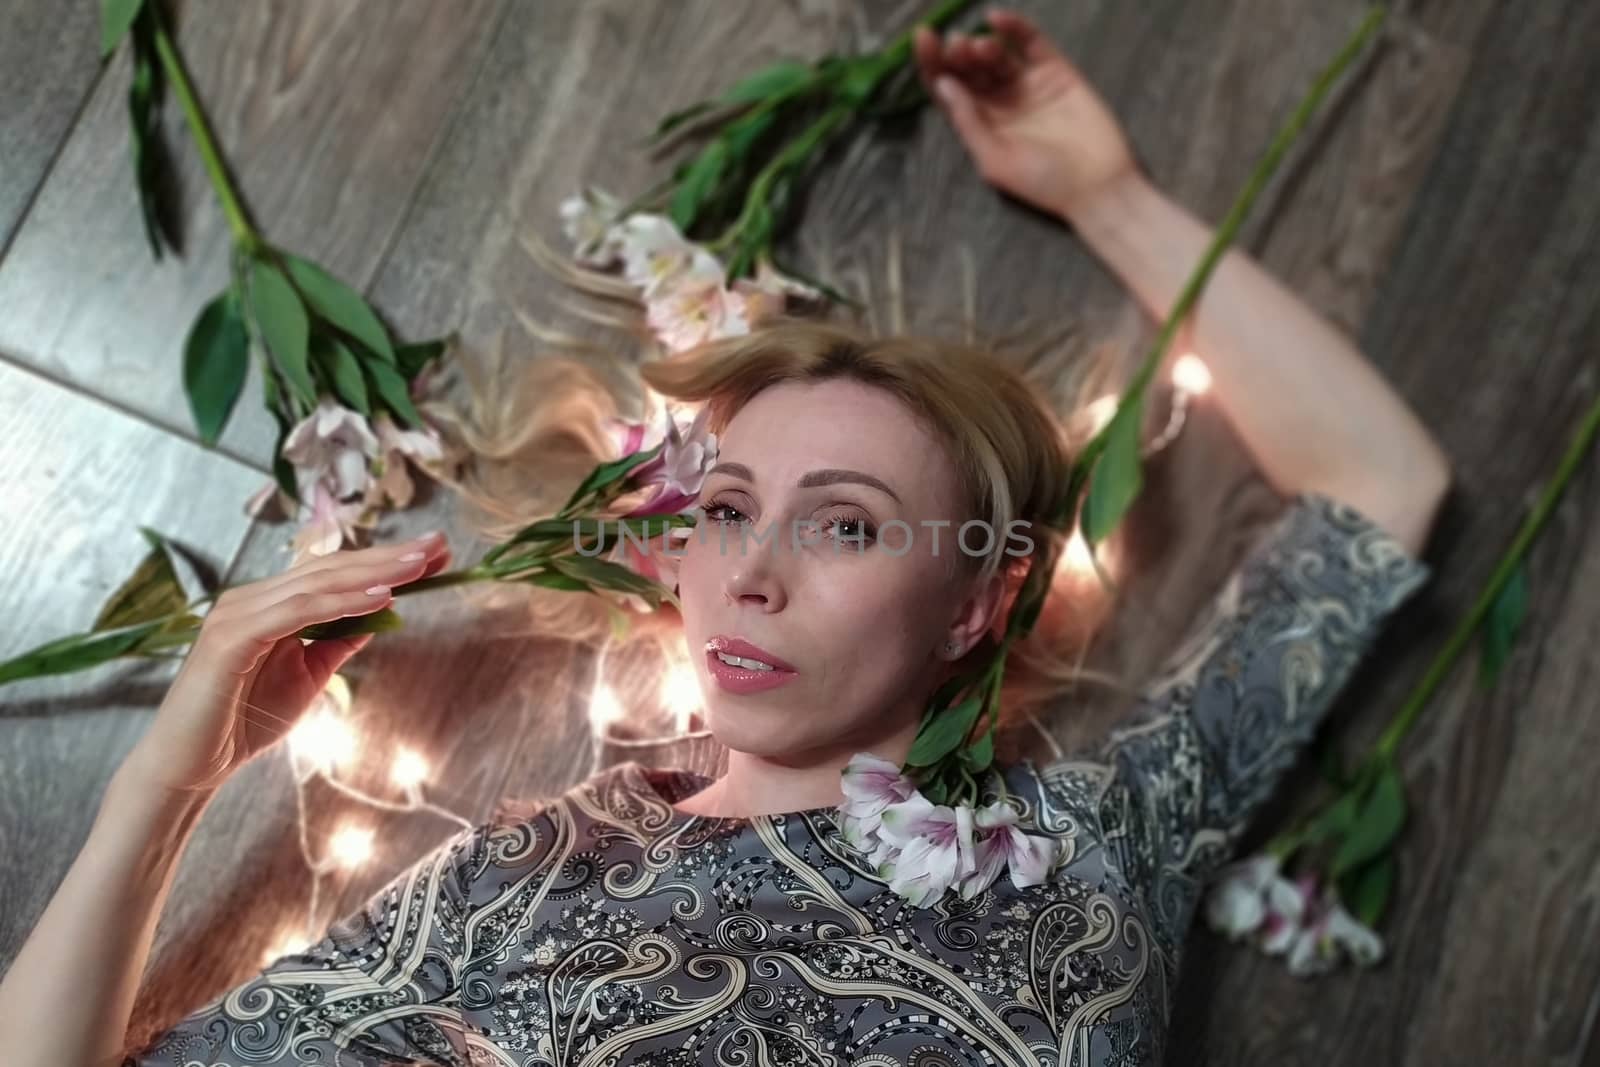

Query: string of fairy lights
[[258, 355, 1213, 962]]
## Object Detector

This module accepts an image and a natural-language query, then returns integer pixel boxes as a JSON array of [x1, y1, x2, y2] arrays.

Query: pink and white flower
[[623, 404, 718, 517], [1284, 887, 1385, 976], [839, 754, 918, 845], [876, 793, 978, 908], [559, 186, 626, 268], [282, 397, 381, 501], [646, 264, 751, 352], [616, 215, 719, 300], [368, 411, 446, 510], [956, 801, 1063, 899], [289, 480, 370, 564], [1204, 852, 1304, 940]]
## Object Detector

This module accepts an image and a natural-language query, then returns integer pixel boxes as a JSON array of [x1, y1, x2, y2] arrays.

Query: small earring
[[945, 640, 960, 657]]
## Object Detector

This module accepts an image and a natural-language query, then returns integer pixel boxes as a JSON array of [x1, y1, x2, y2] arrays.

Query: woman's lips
[[705, 648, 800, 694]]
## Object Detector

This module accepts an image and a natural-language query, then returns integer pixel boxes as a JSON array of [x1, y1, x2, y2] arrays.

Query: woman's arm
[[0, 755, 212, 1066], [1058, 172, 1453, 554]]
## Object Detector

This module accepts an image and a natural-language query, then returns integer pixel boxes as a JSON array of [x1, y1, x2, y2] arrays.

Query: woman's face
[[672, 378, 1002, 763]]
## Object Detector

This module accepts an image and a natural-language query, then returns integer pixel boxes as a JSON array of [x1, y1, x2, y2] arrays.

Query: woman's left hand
[[914, 8, 1141, 219]]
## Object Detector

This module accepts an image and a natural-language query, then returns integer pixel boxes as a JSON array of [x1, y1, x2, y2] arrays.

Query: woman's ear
[[946, 568, 1010, 657]]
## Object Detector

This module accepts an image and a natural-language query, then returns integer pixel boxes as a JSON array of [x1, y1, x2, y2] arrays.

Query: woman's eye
[[699, 501, 748, 526], [826, 513, 877, 547]]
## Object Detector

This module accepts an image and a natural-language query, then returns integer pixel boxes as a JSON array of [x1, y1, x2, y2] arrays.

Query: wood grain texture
[[0, 0, 503, 470], [1, 0, 1597, 1063]]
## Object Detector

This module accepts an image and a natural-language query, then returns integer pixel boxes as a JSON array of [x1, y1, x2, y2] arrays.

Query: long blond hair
[[418, 240, 1136, 762]]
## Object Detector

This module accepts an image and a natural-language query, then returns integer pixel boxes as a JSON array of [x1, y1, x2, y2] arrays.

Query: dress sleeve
[[1037, 490, 1433, 947], [122, 819, 495, 1067]]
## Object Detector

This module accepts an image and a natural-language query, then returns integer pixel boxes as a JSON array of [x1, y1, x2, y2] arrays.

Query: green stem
[[149, 9, 259, 251], [1375, 384, 1600, 759]]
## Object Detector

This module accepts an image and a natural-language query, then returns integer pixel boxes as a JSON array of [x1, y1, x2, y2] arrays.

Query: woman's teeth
[[716, 651, 775, 671]]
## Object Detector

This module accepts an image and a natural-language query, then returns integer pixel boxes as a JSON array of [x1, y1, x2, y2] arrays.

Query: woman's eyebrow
[[706, 461, 901, 504]]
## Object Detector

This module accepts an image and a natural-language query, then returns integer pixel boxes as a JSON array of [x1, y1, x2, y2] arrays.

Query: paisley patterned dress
[[125, 490, 1432, 1067]]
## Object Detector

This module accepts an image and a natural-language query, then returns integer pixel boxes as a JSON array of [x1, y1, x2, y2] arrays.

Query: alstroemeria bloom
[[732, 258, 825, 322], [282, 397, 380, 500], [617, 214, 718, 300], [956, 801, 1063, 899], [369, 411, 445, 510], [560, 186, 626, 268], [290, 479, 369, 563], [1260, 871, 1318, 956], [647, 268, 751, 352], [624, 405, 717, 517], [1284, 888, 1384, 977], [1205, 852, 1303, 939], [839, 754, 918, 844], [876, 794, 977, 908]]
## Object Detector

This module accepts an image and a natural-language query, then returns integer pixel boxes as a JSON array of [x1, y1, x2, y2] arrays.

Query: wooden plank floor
[[2, 1, 1596, 1062]]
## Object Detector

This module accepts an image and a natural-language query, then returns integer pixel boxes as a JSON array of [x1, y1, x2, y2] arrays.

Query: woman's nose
[[722, 546, 787, 611]]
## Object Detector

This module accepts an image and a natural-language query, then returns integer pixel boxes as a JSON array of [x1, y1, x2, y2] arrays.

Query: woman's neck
[[677, 712, 921, 818]]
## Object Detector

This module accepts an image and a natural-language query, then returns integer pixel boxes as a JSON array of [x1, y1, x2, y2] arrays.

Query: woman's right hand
[[120, 530, 453, 796], [914, 8, 1140, 220]]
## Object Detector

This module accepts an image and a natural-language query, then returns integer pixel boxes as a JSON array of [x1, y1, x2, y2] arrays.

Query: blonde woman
[[0, 9, 1450, 1066]]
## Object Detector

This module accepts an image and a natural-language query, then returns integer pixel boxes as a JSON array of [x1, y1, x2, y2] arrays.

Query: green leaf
[[324, 336, 371, 415], [258, 364, 303, 507], [649, 100, 722, 142], [94, 526, 190, 632], [907, 695, 983, 767], [0, 620, 166, 685], [1302, 785, 1363, 846], [548, 554, 669, 601], [720, 59, 815, 104], [1332, 762, 1407, 878], [1316, 736, 1347, 789], [1083, 394, 1144, 545], [1479, 561, 1528, 687], [182, 289, 250, 446], [249, 259, 316, 408], [1343, 851, 1396, 928], [395, 338, 448, 381], [362, 352, 425, 430], [101, 0, 145, 57], [284, 254, 396, 364], [525, 570, 592, 592], [296, 607, 405, 642], [559, 445, 664, 515], [126, 14, 169, 260], [963, 727, 995, 771], [669, 140, 730, 235], [484, 515, 687, 567]]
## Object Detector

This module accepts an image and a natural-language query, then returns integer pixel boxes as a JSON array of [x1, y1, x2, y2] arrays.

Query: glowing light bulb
[[262, 929, 312, 965], [329, 824, 374, 868], [1058, 529, 1097, 578], [1083, 394, 1119, 437], [391, 748, 429, 789], [662, 659, 700, 730], [1172, 353, 1212, 394], [589, 683, 625, 730], [288, 711, 358, 772]]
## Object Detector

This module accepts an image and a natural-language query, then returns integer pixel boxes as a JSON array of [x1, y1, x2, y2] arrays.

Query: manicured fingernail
[[366, 585, 390, 596], [410, 531, 439, 544], [398, 550, 426, 562]]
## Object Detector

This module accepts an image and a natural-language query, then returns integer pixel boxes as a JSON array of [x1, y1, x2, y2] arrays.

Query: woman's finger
[[913, 25, 946, 89], [226, 537, 450, 614], [986, 8, 1060, 65], [220, 549, 446, 622]]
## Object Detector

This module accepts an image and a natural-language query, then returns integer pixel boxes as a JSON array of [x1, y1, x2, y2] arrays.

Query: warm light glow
[[1172, 353, 1212, 394], [661, 659, 700, 730], [329, 824, 374, 868], [390, 748, 430, 789], [262, 929, 312, 965], [288, 711, 358, 772], [589, 683, 626, 730], [1083, 394, 1119, 437], [1058, 528, 1098, 578]]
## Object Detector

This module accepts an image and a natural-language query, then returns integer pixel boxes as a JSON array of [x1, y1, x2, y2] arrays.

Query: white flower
[[1206, 853, 1292, 938], [368, 411, 445, 510], [646, 271, 751, 352], [1284, 888, 1384, 976], [624, 404, 718, 517], [617, 214, 720, 300], [559, 186, 626, 268], [839, 754, 918, 840], [731, 257, 825, 321], [956, 801, 1062, 899], [289, 479, 369, 563], [877, 793, 977, 908], [282, 397, 380, 501]]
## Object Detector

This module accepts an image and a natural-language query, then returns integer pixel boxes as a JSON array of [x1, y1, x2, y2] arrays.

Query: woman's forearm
[[1061, 173, 1452, 550], [0, 753, 213, 1066]]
